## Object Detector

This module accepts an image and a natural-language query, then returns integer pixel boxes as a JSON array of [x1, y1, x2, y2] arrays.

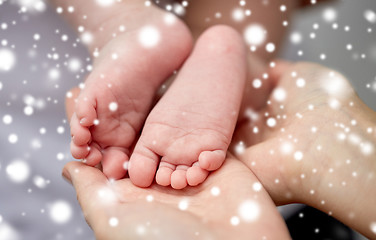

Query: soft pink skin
[[69, 14, 193, 180], [128, 25, 247, 189]]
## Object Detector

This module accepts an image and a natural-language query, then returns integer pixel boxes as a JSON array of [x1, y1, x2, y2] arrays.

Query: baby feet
[[129, 25, 247, 189], [70, 13, 192, 179]]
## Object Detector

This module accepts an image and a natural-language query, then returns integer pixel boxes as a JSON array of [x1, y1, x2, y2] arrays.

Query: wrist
[[296, 97, 376, 238]]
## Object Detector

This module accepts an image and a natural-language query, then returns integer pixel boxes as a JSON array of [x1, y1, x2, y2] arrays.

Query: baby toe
[[75, 94, 97, 127], [102, 147, 129, 180], [171, 166, 188, 189], [198, 150, 226, 171], [156, 162, 175, 186], [187, 162, 209, 186], [70, 141, 89, 159], [84, 142, 102, 166], [70, 113, 91, 146]]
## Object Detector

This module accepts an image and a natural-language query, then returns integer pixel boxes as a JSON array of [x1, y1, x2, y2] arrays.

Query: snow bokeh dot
[[3, 114, 12, 125], [138, 26, 160, 48], [6, 160, 30, 183], [364, 10, 376, 24], [178, 199, 189, 211], [290, 32, 303, 44], [243, 24, 266, 46], [57, 126, 65, 134], [33, 175, 47, 188], [146, 194, 154, 202], [266, 43, 276, 53], [96, 0, 114, 7], [294, 151, 304, 161], [48, 68, 60, 80], [273, 87, 287, 102], [33, 33, 40, 41], [296, 78, 306, 88], [15, 0, 46, 12], [108, 217, 119, 227], [252, 182, 262, 192], [109, 102, 118, 112], [81, 32, 93, 45], [24, 106, 34, 116], [253, 79, 262, 88], [210, 186, 221, 196], [8, 134, 18, 144], [232, 8, 245, 22], [56, 152, 65, 161], [238, 200, 260, 222], [39, 127, 46, 134], [49, 200, 73, 224], [267, 118, 277, 128], [371, 222, 376, 235], [0, 48, 16, 71], [230, 216, 240, 226], [0, 222, 20, 240], [323, 8, 337, 22], [67, 58, 82, 72]]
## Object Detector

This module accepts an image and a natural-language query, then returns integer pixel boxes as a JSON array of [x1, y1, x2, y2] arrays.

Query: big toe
[[102, 147, 129, 180], [129, 145, 160, 188]]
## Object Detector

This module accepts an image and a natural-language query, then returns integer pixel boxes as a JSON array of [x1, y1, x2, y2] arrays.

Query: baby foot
[[128, 25, 247, 189], [70, 13, 192, 179]]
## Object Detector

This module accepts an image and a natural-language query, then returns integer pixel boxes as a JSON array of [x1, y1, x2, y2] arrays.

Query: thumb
[[237, 139, 296, 205], [62, 162, 111, 222], [268, 59, 293, 86]]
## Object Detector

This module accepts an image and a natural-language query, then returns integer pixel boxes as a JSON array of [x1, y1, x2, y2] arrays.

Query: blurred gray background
[[0, 0, 375, 239]]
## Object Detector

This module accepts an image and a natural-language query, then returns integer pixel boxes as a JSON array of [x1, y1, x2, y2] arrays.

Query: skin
[[233, 61, 376, 238], [56, 0, 376, 238], [52, 0, 299, 186], [62, 159, 290, 240], [53, 0, 193, 180], [128, 25, 247, 189], [65, 60, 376, 239], [183, 0, 298, 60], [65, 90, 290, 240], [54, 0, 295, 188]]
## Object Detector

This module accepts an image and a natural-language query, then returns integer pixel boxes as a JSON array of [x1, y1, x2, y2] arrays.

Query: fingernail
[[80, 118, 87, 125], [62, 168, 72, 185]]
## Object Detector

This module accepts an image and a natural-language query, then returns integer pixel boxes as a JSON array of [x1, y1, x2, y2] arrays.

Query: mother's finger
[[268, 59, 293, 84], [62, 161, 115, 226], [240, 58, 293, 113]]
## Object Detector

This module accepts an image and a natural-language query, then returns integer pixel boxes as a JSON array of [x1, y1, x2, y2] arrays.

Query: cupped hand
[[234, 61, 376, 238], [62, 152, 290, 239]]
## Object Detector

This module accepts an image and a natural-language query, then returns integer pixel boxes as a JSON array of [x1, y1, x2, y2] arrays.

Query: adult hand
[[234, 61, 376, 238], [62, 143, 289, 239]]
